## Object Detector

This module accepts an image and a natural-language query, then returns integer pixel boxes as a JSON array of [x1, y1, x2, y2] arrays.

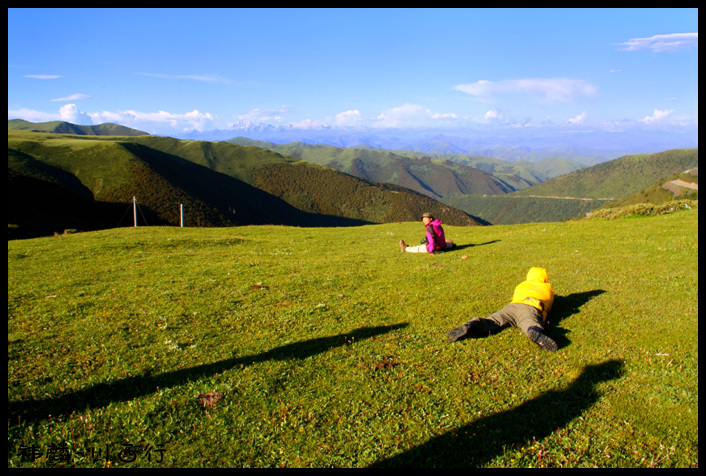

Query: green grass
[[8, 209, 698, 467]]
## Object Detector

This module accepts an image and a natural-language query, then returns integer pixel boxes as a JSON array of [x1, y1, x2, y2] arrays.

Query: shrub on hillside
[[585, 200, 697, 220]]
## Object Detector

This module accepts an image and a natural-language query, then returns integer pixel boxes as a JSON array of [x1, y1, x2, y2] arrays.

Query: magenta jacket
[[425, 219, 446, 253]]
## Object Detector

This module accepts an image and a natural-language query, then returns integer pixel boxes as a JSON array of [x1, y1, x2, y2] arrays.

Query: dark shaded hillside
[[123, 135, 485, 226], [129, 135, 297, 184], [227, 139, 519, 198], [8, 169, 133, 239], [105, 143, 364, 228], [8, 130, 482, 238], [97, 143, 290, 228], [8, 135, 368, 238], [8, 147, 97, 200], [253, 163, 482, 226]]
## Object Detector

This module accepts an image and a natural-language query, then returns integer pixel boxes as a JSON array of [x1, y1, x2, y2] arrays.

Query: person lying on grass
[[447, 267, 558, 352], [399, 212, 455, 254]]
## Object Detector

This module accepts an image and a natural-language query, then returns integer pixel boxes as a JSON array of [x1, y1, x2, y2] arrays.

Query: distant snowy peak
[[169, 122, 697, 165]]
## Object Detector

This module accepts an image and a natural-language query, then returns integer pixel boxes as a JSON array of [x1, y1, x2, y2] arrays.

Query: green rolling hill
[[8, 120, 698, 233], [445, 149, 698, 224], [592, 166, 698, 211], [8, 129, 483, 239], [227, 138, 535, 197], [8, 118, 149, 137], [510, 149, 698, 200]]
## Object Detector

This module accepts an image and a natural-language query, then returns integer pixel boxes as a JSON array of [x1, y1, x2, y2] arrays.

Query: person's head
[[526, 267, 549, 283], [422, 212, 434, 226]]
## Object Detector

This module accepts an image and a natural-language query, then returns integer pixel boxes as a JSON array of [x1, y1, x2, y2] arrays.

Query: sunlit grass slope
[[8, 209, 698, 467]]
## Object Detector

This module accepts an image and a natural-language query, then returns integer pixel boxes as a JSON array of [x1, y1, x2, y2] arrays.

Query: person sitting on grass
[[446, 267, 558, 352], [400, 212, 455, 254]]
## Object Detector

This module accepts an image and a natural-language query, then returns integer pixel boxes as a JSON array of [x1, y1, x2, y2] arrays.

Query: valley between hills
[[7, 120, 698, 239]]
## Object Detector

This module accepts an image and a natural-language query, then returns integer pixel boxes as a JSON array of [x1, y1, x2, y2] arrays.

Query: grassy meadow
[[8, 208, 698, 467]]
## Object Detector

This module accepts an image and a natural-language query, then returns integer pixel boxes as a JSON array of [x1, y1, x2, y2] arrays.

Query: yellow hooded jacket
[[510, 267, 554, 321]]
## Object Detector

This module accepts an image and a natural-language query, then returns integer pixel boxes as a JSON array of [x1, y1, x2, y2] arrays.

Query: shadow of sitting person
[[370, 358, 624, 468], [452, 240, 501, 252]]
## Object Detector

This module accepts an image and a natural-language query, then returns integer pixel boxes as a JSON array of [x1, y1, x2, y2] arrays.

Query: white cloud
[[236, 106, 290, 124], [429, 111, 457, 120], [334, 109, 362, 127], [88, 108, 215, 132], [455, 80, 493, 98], [480, 109, 507, 124], [617, 33, 698, 52], [454, 78, 597, 103], [59, 104, 93, 125], [228, 107, 336, 131], [138, 72, 230, 84], [8, 107, 60, 123], [639, 108, 673, 124], [566, 111, 587, 124], [7, 104, 93, 125], [24, 74, 62, 80], [375, 104, 457, 128], [51, 93, 92, 102]]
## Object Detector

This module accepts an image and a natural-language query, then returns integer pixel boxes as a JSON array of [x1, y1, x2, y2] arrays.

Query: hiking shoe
[[446, 319, 480, 342], [447, 324, 470, 342], [399, 240, 407, 252], [528, 329, 558, 352]]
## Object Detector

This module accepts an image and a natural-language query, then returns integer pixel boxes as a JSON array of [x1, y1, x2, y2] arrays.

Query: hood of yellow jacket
[[526, 267, 549, 283]]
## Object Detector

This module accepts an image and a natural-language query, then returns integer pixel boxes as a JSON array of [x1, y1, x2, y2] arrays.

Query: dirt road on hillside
[[512, 195, 615, 201]]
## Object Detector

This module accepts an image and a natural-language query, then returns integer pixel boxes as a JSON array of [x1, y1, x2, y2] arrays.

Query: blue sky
[[8, 8, 699, 145]]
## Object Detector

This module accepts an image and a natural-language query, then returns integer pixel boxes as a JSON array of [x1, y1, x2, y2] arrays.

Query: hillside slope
[[252, 162, 478, 224], [8, 132, 331, 237], [125, 134, 482, 226], [391, 149, 585, 184], [227, 138, 527, 197], [510, 148, 698, 200], [594, 166, 698, 210], [8, 119, 149, 137], [443, 194, 602, 225], [447, 149, 698, 224], [8, 130, 482, 238]]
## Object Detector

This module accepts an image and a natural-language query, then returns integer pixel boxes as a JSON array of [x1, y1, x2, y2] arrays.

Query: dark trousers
[[470, 303, 545, 337]]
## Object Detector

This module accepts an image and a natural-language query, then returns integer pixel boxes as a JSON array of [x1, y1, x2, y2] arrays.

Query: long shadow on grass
[[545, 290, 606, 350], [452, 240, 501, 252], [370, 358, 624, 468], [8, 323, 408, 425]]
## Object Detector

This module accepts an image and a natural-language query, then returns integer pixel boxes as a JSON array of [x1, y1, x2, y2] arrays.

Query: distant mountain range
[[226, 137, 552, 198], [7, 120, 698, 237], [174, 121, 698, 166], [223, 137, 698, 224], [8, 124, 484, 239]]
